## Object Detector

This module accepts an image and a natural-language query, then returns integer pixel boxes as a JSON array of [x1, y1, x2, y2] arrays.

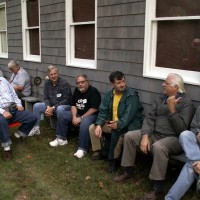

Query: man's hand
[[45, 106, 54, 116], [106, 121, 117, 130], [17, 106, 24, 111], [140, 134, 151, 154], [72, 117, 81, 126], [193, 161, 200, 174], [94, 125, 102, 138], [3, 111, 12, 119], [166, 95, 182, 113]]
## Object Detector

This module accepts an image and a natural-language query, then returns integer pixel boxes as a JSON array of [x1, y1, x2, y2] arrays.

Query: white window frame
[[66, 0, 97, 69], [0, 2, 8, 58], [21, 0, 41, 62], [143, 0, 200, 85]]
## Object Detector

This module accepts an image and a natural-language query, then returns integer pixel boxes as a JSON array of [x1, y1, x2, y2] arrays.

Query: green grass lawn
[[0, 120, 198, 200]]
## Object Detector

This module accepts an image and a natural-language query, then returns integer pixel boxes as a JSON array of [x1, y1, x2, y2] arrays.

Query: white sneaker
[[74, 149, 86, 159], [14, 132, 21, 138], [49, 138, 68, 147], [28, 126, 40, 137]]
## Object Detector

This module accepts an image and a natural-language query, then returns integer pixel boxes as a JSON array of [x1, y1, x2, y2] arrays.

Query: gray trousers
[[121, 130, 182, 180]]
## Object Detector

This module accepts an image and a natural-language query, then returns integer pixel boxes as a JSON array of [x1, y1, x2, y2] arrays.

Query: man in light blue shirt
[[0, 77, 36, 161], [8, 60, 31, 98]]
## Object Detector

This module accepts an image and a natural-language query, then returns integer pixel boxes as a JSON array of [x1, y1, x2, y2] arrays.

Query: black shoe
[[91, 151, 106, 161], [197, 175, 200, 196], [107, 160, 118, 172]]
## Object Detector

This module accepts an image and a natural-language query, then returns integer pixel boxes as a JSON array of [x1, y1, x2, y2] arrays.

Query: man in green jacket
[[89, 71, 143, 172], [113, 73, 194, 200]]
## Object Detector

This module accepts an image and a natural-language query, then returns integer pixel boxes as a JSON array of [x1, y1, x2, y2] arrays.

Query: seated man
[[50, 75, 101, 159], [0, 77, 37, 161], [29, 65, 72, 136], [8, 60, 31, 98], [113, 73, 194, 200], [89, 71, 143, 172], [165, 106, 200, 200]]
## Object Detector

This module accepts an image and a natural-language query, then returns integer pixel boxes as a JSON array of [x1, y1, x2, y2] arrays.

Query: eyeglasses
[[76, 80, 87, 85]]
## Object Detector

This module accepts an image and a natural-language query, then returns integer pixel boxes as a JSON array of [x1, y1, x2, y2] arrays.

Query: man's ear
[[174, 85, 179, 91]]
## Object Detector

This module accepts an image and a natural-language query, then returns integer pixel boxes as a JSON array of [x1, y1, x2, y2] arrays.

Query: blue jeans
[[33, 102, 69, 126], [56, 105, 72, 140], [165, 130, 200, 200], [57, 108, 97, 151], [78, 114, 97, 152], [0, 110, 37, 147]]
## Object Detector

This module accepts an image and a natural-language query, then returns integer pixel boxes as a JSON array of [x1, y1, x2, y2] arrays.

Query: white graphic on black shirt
[[76, 99, 87, 110]]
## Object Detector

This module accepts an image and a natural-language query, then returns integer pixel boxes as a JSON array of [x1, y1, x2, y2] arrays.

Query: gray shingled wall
[[0, 0, 199, 114]]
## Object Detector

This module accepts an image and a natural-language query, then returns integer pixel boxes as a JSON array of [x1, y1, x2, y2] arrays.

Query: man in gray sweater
[[113, 73, 194, 200]]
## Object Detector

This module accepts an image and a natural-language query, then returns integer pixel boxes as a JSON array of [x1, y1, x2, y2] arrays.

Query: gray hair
[[75, 74, 88, 81], [168, 73, 186, 93], [47, 65, 58, 74], [8, 60, 19, 69]]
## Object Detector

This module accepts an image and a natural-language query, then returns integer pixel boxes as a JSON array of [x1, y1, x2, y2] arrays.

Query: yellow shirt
[[112, 90, 123, 121]]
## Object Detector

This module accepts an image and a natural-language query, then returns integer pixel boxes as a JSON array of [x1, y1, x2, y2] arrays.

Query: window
[[66, 0, 96, 69], [144, 0, 200, 85], [21, 0, 40, 62], [0, 3, 8, 58]]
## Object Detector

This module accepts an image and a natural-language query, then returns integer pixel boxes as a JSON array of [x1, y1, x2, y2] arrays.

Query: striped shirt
[[0, 77, 21, 115]]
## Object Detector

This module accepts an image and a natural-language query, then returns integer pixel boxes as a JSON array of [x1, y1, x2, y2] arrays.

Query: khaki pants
[[121, 130, 182, 180], [89, 124, 125, 159], [89, 124, 111, 152]]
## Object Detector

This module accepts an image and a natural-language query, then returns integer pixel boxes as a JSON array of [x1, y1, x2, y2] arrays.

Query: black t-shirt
[[72, 85, 101, 116]]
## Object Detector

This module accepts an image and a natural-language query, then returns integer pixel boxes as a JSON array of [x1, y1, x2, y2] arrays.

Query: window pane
[[156, 0, 200, 17], [0, 6, 6, 30], [27, 0, 39, 27], [29, 29, 40, 55], [156, 20, 200, 72], [73, 0, 95, 22], [1, 32, 7, 53], [75, 25, 94, 59]]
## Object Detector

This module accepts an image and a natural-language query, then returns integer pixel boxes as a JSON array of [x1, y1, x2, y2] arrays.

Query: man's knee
[[56, 105, 71, 115], [179, 130, 194, 143], [33, 102, 43, 111], [56, 105, 65, 116], [124, 130, 140, 143], [152, 142, 168, 156]]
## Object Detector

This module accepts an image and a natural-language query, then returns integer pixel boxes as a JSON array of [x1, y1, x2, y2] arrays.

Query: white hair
[[168, 73, 186, 93], [47, 65, 58, 74], [8, 60, 19, 69]]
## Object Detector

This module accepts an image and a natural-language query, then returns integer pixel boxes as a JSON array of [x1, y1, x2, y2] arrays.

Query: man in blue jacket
[[89, 71, 143, 172]]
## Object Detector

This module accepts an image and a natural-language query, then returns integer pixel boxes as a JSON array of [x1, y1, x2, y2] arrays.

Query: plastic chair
[[8, 122, 21, 128]]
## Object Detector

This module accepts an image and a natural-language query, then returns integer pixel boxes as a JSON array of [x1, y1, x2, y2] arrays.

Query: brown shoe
[[3, 150, 12, 161], [113, 172, 134, 183], [140, 190, 163, 200]]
